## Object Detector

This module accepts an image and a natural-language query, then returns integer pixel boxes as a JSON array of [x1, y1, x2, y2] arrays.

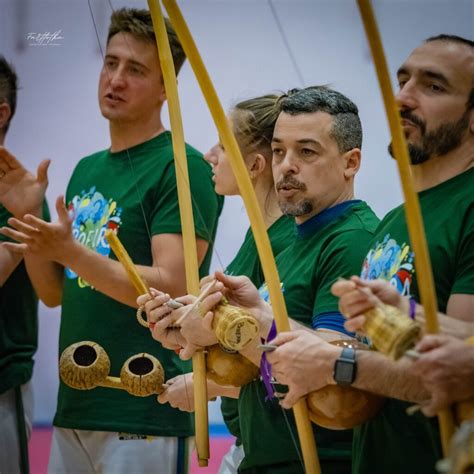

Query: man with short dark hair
[[267, 34, 473, 474], [0, 8, 222, 473], [150, 85, 380, 473], [0, 55, 50, 474]]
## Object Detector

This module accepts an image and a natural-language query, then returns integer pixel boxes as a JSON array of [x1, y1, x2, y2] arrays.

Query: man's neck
[[109, 118, 165, 153], [411, 140, 474, 192]]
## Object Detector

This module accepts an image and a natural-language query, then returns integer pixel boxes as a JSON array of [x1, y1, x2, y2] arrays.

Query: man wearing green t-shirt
[[149, 86, 380, 473], [0, 9, 222, 474], [267, 35, 474, 474], [0, 56, 51, 474]]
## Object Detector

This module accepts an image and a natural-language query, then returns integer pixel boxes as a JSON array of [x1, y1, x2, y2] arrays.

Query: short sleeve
[[452, 205, 474, 295], [149, 151, 222, 243]]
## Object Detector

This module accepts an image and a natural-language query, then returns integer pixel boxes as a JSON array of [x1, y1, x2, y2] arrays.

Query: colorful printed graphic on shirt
[[361, 234, 414, 296], [258, 281, 284, 304], [65, 187, 122, 288]]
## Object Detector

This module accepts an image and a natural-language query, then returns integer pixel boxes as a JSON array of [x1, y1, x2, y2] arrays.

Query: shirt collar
[[296, 200, 362, 238]]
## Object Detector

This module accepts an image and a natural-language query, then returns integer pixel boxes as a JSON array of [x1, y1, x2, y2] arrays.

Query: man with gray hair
[[148, 85, 380, 473]]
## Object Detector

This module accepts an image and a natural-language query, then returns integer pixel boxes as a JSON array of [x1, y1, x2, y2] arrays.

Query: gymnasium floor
[[29, 426, 235, 474]]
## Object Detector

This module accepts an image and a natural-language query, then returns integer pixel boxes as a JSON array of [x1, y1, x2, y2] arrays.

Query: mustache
[[276, 176, 306, 191], [400, 110, 426, 132]]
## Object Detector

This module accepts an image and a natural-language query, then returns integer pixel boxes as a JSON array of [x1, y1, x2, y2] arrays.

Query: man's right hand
[[0, 146, 50, 217]]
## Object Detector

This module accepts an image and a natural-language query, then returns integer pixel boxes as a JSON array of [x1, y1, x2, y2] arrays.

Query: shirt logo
[[361, 233, 414, 296], [66, 186, 122, 288]]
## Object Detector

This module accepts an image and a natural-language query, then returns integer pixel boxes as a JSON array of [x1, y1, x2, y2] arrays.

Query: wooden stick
[[147, 0, 209, 465], [105, 230, 182, 327], [174, 280, 217, 326], [105, 229, 149, 296], [161, 1, 320, 471], [357, 0, 455, 455]]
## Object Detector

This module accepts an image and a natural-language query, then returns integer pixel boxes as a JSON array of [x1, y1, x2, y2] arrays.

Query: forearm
[[353, 350, 430, 403], [24, 255, 63, 307], [420, 310, 473, 339], [61, 241, 182, 307], [400, 297, 473, 339]]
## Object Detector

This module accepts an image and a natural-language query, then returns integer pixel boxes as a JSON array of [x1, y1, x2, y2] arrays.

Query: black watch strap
[[333, 346, 357, 386]]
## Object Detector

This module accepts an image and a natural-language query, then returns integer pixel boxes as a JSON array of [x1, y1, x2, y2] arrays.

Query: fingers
[[201, 311, 215, 333], [200, 275, 224, 293], [174, 294, 196, 306], [351, 276, 390, 294], [0, 223, 37, 244], [157, 376, 194, 412], [136, 292, 152, 307], [344, 315, 366, 333], [22, 214, 50, 231], [214, 270, 246, 290], [331, 278, 356, 297], [280, 388, 302, 409], [157, 391, 169, 405], [420, 392, 449, 417], [179, 342, 200, 361], [147, 297, 173, 324], [199, 275, 214, 288], [200, 291, 223, 314], [55, 196, 71, 223], [151, 313, 185, 349], [268, 331, 299, 347], [338, 288, 374, 318], [415, 335, 448, 353], [37, 159, 51, 184]]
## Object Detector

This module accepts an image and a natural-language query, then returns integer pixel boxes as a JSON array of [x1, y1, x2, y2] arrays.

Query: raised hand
[[0, 195, 74, 262], [205, 271, 267, 315], [0, 146, 50, 217]]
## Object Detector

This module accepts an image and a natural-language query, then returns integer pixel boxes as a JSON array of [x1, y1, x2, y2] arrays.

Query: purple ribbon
[[260, 320, 277, 400]]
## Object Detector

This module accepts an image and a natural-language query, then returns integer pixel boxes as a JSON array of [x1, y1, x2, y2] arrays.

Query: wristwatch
[[333, 347, 357, 386]]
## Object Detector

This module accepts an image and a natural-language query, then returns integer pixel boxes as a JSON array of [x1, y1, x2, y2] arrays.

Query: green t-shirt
[[353, 168, 474, 474], [0, 201, 50, 394], [238, 201, 380, 472], [221, 215, 295, 444], [54, 132, 223, 436]]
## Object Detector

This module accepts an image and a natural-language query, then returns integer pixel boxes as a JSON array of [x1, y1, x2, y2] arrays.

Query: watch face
[[335, 360, 355, 384]]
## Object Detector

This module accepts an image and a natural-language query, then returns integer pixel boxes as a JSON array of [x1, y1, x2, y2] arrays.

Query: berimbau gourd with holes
[[105, 229, 259, 387], [59, 341, 165, 397]]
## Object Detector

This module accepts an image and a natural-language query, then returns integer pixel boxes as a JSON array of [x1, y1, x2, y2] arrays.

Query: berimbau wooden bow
[[161, 1, 320, 472], [147, 0, 211, 466], [357, 0, 455, 456]]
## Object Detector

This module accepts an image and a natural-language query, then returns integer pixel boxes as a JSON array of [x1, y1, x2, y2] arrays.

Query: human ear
[[343, 148, 361, 179], [248, 153, 267, 179]]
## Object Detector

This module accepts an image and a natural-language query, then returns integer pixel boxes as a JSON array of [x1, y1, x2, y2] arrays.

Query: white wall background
[[0, 0, 472, 425]]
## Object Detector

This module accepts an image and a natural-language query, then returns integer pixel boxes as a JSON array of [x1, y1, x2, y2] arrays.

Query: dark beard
[[279, 199, 313, 217], [388, 109, 470, 165]]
